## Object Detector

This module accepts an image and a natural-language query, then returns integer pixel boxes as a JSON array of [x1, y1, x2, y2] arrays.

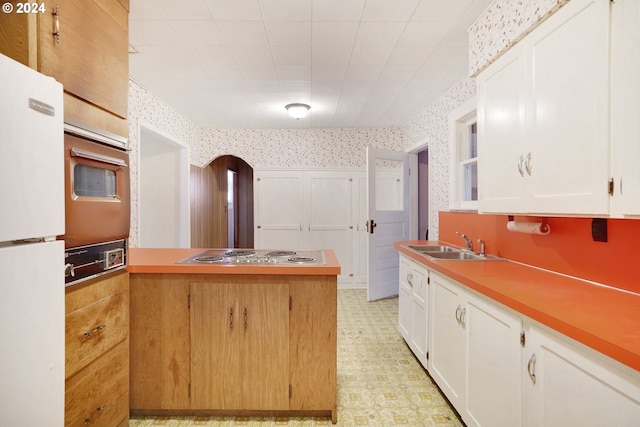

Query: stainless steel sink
[[425, 251, 487, 260], [408, 245, 458, 253], [406, 244, 503, 261]]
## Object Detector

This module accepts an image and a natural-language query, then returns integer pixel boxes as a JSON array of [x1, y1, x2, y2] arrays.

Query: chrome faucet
[[456, 232, 473, 252], [477, 239, 486, 257]]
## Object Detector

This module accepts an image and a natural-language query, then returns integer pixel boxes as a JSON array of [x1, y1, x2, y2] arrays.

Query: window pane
[[462, 161, 478, 202], [375, 159, 403, 211], [469, 122, 478, 158]]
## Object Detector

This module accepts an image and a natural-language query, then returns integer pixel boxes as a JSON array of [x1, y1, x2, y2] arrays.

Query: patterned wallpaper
[[468, 0, 568, 75], [128, 0, 567, 245], [400, 77, 477, 240]]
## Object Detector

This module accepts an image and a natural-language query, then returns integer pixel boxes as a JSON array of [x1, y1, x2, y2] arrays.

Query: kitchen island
[[128, 248, 340, 424]]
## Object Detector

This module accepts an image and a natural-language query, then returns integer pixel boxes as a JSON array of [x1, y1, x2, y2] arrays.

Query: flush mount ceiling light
[[285, 103, 310, 119]]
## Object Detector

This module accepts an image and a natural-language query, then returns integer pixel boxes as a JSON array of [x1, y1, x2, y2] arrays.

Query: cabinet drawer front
[[66, 289, 128, 377], [65, 341, 129, 427]]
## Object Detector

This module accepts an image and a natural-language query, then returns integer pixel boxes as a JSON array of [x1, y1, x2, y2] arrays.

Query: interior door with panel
[[307, 171, 353, 283], [366, 147, 409, 301], [526, 0, 610, 215], [254, 171, 304, 249]]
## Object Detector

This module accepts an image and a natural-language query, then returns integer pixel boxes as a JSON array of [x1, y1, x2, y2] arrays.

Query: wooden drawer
[[66, 271, 129, 377], [65, 340, 129, 427]]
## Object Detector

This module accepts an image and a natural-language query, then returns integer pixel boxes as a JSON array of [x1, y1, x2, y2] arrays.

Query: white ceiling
[[128, 0, 493, 129]]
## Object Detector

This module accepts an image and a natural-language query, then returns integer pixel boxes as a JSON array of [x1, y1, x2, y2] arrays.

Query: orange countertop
[[128, 248, 341, 276], [395, 240, 640, 372]]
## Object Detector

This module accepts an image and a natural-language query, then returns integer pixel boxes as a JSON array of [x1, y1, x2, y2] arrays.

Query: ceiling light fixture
[[285, 103, 310, 119]]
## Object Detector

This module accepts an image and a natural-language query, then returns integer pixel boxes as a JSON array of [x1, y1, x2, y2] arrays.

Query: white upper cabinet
[[610, 0, 640, 217], [477, 44, 528, 213], [478, 0, 611, 216]]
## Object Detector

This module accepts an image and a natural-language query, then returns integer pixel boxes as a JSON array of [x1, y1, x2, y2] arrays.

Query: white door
[[366, 147, 409, 301], [307, 171, 352, 282], [254, 171, 304, 249]]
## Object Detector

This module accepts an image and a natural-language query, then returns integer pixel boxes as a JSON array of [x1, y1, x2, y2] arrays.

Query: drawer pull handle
[[82, 324, 106, 341], [455, 305, 462, 324], [244, 307, 248, 331], [52, 6, 60, 44], [527, 353, 537, 384], [229, 307, 234, 330], [517, 154, 525, 177]]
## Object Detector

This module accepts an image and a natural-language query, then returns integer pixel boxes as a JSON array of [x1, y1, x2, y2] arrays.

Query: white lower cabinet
[[422, 265, 640, 427], [524, 323, 640, 427], [428, 271, 523, 427], [398, 255, 428, 368]]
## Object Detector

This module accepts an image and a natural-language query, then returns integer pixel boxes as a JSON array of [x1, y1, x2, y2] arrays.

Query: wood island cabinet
[[130, 273, 337, 423], [65, 270, 129, 427], [190, 280, 290, 410], [0, 0, 130, 136]]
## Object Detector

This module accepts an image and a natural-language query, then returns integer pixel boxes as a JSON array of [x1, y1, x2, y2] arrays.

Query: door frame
[[136, 121, 190, 248], [405, 138, 430, 241]]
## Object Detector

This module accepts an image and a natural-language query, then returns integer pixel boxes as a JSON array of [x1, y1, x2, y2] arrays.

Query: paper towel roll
[[506, 221, 550, 235]]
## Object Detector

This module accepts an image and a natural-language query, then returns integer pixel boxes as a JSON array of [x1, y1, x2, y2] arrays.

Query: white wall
[[138, 125, 189, 248]]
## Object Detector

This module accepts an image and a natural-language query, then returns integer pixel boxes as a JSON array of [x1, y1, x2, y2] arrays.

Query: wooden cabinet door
[[191, 282, 239, 409], [191, 280, 289, 410], [289, 277, 337, 418], [129, 274, 191, 410], [38, 0, 128, 119]]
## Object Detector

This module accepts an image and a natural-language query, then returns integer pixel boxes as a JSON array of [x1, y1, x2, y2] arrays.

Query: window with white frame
[[449, 98, 478, 210]]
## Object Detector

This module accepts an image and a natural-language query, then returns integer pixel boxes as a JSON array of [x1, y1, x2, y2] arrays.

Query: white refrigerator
[[0, 54, 65, 426]]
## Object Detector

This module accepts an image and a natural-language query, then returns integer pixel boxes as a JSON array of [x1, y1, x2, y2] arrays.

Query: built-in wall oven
[[62, 120, 130, 285]]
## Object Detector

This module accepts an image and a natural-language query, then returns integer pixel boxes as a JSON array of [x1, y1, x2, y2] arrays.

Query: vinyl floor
[[129, 289, 463, 427]]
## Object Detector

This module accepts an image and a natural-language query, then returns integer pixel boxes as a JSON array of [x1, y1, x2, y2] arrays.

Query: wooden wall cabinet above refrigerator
[[0, 0, 130, 137]]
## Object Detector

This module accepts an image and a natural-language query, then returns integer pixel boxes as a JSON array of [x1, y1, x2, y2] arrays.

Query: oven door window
[[74, 164, 117, 198]]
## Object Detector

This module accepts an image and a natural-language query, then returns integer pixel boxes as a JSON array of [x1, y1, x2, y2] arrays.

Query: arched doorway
[[190, 155, 254, 248]]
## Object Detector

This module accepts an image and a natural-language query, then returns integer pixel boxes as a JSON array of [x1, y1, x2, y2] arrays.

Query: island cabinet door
[[288, 277, 337, 415], [190, 281, 290, 410]]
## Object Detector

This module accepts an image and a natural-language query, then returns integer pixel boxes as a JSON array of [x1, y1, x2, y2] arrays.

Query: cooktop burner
[[265, 250, 297, 257], [225, 250, 256, 257], [286, 257, 315, 264], [193, 256, 224, 263], [177, 249, 325, 265]]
